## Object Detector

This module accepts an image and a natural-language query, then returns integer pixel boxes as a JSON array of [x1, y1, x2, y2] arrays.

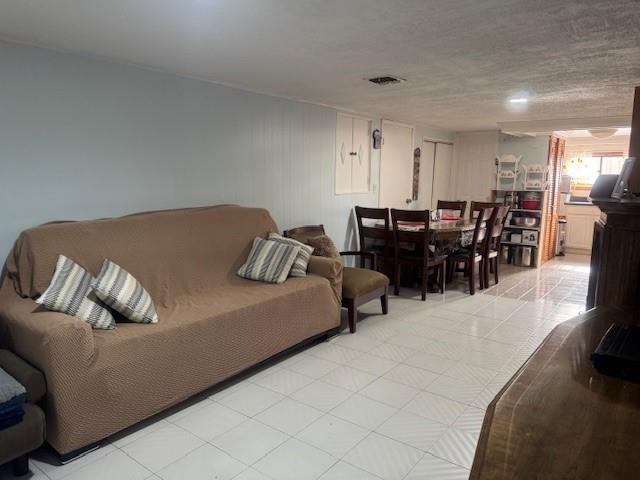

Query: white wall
[[0, 40, 400, 260]]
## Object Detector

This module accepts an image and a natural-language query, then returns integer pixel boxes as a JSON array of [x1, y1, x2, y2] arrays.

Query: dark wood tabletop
[[470, 307, 640, 480]]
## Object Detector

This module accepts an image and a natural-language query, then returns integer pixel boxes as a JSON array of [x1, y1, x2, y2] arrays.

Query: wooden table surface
[[470, 307, 640, 480]]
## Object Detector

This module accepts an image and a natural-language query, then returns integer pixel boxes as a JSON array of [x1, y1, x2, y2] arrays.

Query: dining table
[[375, 218, 476, 247]]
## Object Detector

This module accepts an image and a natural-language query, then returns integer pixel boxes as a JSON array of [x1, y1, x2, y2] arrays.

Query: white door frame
[[422, 138, 454, 208]]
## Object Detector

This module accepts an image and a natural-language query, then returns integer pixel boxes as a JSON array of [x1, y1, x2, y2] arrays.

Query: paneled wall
[[0, 41, 394, 260]]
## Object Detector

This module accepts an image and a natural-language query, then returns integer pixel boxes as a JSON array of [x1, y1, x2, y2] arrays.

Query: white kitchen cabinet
[[565, 204, 600, 252], [335, 113, 371, 194]]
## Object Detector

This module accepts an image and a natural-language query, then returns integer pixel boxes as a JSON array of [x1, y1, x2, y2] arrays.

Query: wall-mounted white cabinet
[[335, 113, 371, 194]]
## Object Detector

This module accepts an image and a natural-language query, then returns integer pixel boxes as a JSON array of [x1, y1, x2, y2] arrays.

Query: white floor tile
[[308, 342, 363, 364], [331, 394, 397, 430], [296, 414, 369, 458], [113, 419, 172, 448], [32, 445, 117, 480], [121, 423, 204, 472], [321, 366, 378, 392], [368, 343, 419, 362], [254, 438, 337, 480], [318, 461, 381, 480], [157, 444, 245, 480], [359, 377, 419, 408], [233, 468, 274, 480], [404, 392, 466, 425], [329, 333, 383, 353], [291, 380, 354, 412], [453, 407, 486, 438], [217, 383, 284, 416], [428, 427, 478, 469], [349, 353, 398, 375], [376, 410, 448, 452], [405, 453, 470, 480], [423, 375, 484, 405], [343, 433, 423, 480], [211, 419, 288, 465], [286, 355, 341, 379], [173, 401, 248, 441], [403, 352, 456, 374], [255, 397, 324, 435], [62, 449, 151, 480], [252, 368, 314, 395], [383, 364, 439, 390]]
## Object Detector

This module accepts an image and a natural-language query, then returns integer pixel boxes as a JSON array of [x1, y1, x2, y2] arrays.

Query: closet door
[[380, 121, 414, 209], [433, 143, 453, 204], [351, 117, 370, 193], [419, 140, 436, 209], [335, 113, 353, 194]]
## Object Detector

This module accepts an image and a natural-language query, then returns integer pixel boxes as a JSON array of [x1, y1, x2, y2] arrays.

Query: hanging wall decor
[[412, 147, 421, 200]]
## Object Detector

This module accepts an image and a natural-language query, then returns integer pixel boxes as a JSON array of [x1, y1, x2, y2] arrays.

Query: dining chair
[[483, 205, 511, 287], [354, 206, 393, 274], [390, 209, 447, 301], [470, 201, 501, 219], [448, 207, 495, 295], [437, 200, 467, 219], [283, 225, 389, 334]]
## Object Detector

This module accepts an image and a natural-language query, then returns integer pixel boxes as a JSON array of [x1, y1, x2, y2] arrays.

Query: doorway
[[379, 120, 414, 209], [418, 140, 454, 210]]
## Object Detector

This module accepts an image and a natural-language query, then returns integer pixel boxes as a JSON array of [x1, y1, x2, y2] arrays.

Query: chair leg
[[483, 257, 490, 288], [381, 290, 388, 314], [439, 263, 446, 294], [13, 454, 29, 477], [479, 260, 485, 290], [347, 300, 357, 333], [393, 260, 400, 296], [469, 261, 475, 295], [494, 258, 499, 285], [421, 266, 428, 301]]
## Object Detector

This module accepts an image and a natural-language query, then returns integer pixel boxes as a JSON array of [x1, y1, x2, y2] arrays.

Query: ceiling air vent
[[367, 75, 405, 86]]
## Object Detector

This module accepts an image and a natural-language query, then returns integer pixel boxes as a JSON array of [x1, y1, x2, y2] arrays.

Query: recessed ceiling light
[[509, 97, 528, 104]]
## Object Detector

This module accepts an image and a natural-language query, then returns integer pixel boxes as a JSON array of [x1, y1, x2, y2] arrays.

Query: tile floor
[[2, 254, 591, 480]]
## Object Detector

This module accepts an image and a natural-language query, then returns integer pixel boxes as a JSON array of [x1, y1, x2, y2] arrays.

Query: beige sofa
[[0, 205, 342, 458]]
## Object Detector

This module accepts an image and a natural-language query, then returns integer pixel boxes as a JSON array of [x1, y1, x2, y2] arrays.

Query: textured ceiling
[[1, 0, 639, 131]]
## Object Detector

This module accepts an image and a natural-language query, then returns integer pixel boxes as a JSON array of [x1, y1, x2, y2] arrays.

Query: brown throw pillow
[[307, 235, 340, 259]]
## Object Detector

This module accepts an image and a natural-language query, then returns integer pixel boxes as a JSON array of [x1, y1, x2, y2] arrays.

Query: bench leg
[[380, 290, 388, 314], [347, 300, 357, 333], [13, 454, 29, 477]]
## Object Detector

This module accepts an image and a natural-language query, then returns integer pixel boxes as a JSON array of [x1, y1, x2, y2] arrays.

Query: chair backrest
[[470, 201, 500, 219], [390, 209, 432, 261], [469, 207, 495, 254], [487, 206, 511, 251], [437, 200, 467, 218], [283, 225, 326, 243], [355, 206, 391, 254]]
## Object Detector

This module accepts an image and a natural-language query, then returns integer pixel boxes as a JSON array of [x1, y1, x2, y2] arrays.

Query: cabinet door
[[566, 215, 590, 249], [351, 117, 370, 193], [335, 114, 353, 194]]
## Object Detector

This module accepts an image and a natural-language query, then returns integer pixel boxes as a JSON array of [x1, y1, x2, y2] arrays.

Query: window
[[564, 153, 626, 199]]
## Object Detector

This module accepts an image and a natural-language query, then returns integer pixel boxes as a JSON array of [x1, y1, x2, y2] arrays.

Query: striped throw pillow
[[91, 260, 159, 324], [237, 237, 300, 284], [36, 255, 115, 330], [268, 233, 313, 277]]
